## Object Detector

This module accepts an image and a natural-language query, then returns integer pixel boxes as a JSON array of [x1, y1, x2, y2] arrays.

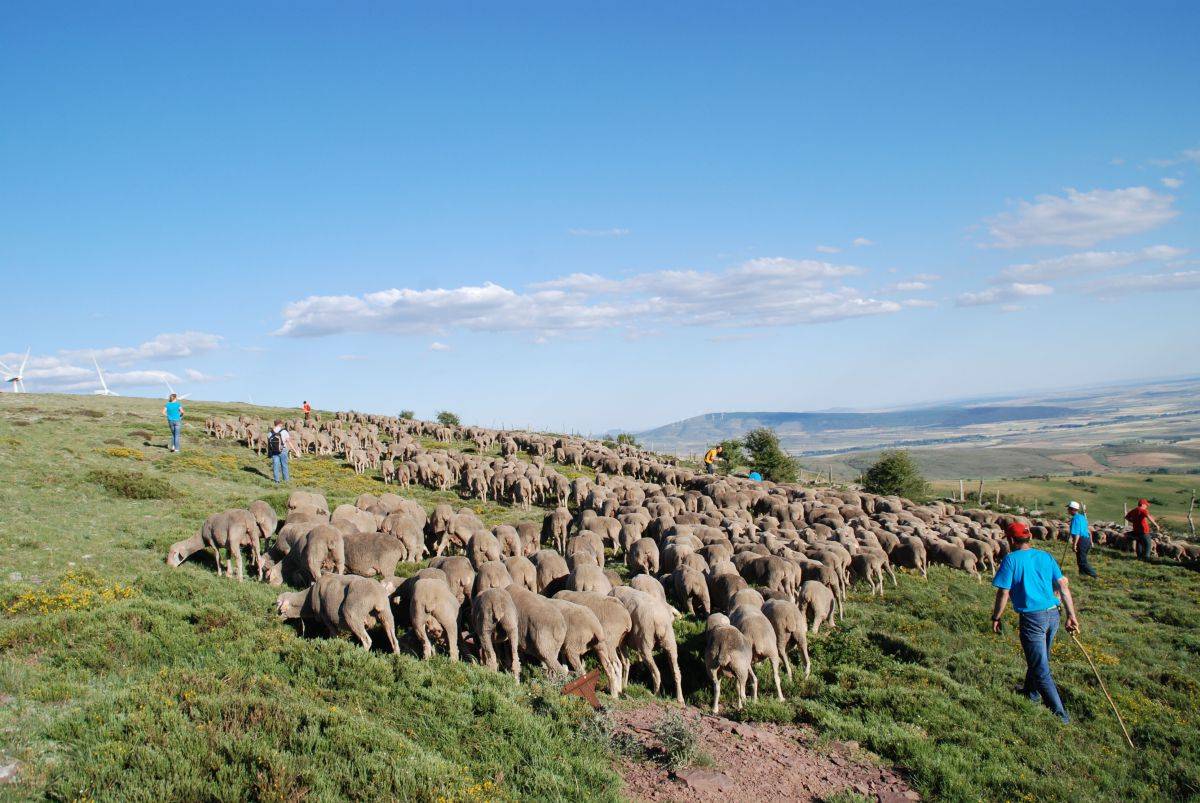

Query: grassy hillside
[[2, 394, 1199, 802]]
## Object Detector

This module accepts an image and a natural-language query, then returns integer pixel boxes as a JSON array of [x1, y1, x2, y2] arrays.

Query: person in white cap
[[1067, 501, 1097, 578]]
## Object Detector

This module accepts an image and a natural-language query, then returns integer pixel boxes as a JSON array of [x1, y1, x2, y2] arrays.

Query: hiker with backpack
[[267, 419, 291, 483]]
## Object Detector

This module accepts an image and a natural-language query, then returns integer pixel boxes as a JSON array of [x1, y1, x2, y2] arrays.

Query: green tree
[[615, 433, 641, 447], [398, 409, 415, 420], [717, 438, 748, 474], [861, 450, 929, 499], [742, 427, 798, 483], [435, 410, 461, 428]]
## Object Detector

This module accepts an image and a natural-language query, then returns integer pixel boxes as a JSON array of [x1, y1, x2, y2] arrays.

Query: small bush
[[435, 410, 461, 428], [743, 427, 798, 483], [77, 409, 106, 418], [103, 446, 145, 461], [615, 433, 641, 447], [653, 710, 702, 770], [398, 410, 415, 420], [85, 468, 176, 500], [2, 569, 137, 616], [128, 429, 154, 439], [862, 450, 929, 500]]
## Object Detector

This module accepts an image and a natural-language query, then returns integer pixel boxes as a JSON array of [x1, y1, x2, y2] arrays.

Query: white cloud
[[998, 245, 1186, 282], [1162, 177, 1183, 189], [815, 245, 841, 254], [852, 237, 874, 247], [999, 304, 1023, 313], [60, 331, 222, 364], [1148, 147, 1200, 168], [956, 282, 1054, 307], [1081, 270, 1200, 300], [568, 228, 630, 237], [902, 299, 937, 308], [912, 273, 942, 282], [983, 187, 1178, 248], [885, 281, 930, 292], [276, 257, 904, 339], [429, 342, 451, 351]]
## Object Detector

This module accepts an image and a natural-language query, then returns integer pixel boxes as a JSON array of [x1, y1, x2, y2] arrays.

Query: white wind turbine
[[162, 375, 191, 400], [92, 356, 119, 396], [0, 348, 31, 392]]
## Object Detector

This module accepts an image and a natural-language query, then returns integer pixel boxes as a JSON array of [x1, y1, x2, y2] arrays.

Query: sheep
[[709, 572, 748, 613], [543, 507, 572, 553], [626, 537, 660, 575], [550, 598, 622, 695], [530, 549, 569, 594], [343, 532, 407, 579], [799, 580, 838, 633], [761, 598, 810, 680], [503, 555, 538, 592], [704, 613, 751, 714], [567, 562, 613, 595], [611, 587, 684, 703], [471, 560, 513, 596], [671, 567, 711, 618], [427, 555, 475, 604], [467, 530, 502, 568], [491, 525, 522, 558], [167, 510, 260, 580], [566, 531, 605, 570], [729, 603, 785, 702], [508, 587, 568, 674], [248, 500, 278, 543], [553, 590, 632, 696], [471, 587, 520, 679], [275, 574, 399, 653], [850, 550, 892, 596], [926, 542, 981, 582], [889, 539, 928, 578], [409, 577, 462, 661]]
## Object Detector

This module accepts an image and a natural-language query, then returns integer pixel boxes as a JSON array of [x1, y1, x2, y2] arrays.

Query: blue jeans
[[1076, 539, 1097, 577], [168, 420, 182, 451], [271, 451, 290, 482], [1018, 608, 1068, 723]]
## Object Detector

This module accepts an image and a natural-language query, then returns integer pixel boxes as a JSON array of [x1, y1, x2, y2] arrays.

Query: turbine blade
[[19, 348, 30, 374]]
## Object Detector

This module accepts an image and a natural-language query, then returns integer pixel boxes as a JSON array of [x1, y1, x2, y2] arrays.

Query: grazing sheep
[[567, 562, 613, 595], [471, 587, 520, 679], [799, 580, 838, 633], [276, 574, 399, 653], [552, 590, 632, 696], [762, 598, 810, 680], [508, 587, 568, 674], [890, 539, 928, 578], [167, 509, 260, 581], [671, 567, 711, 617], [550, 598, 621, 695], [926, 542, 981, 582], [611, 587, 684, 703], [851, 550, 892, 597], [729, 603, 785, 702], [503, 555, 538, 592], [471, 560, 513, 596], [704, 613, 751, 714], [409, 577, 462, 661], [626, 538, 660, 575], [343, 532, 407, 579], [467, 530, 502, 568], [427, 555, 476, 603], [709, 572, 748, 613], [543, 507, 572, 553], [492, 525, 522, 558], [248, 500, 278, 542], [530, 549, 570, 594]]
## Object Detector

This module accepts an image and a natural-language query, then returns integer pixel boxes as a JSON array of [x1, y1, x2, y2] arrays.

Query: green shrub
[[615, 433, 641, 447], [653, 710, 703, 770], [862, 450, 929, 499], [435, 410, 461, 428], [743, 427, 798, 483], [85, 467, 176, 499]]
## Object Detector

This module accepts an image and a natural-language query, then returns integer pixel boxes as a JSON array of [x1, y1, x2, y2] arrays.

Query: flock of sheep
[[166, 412, 1197, 713]]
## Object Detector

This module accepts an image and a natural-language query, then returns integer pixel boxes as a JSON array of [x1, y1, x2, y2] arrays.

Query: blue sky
[[2, 2, 1197, 432]]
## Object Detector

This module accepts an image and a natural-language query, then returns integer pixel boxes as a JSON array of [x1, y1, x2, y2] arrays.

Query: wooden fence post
[[1189, 491, 1196, 537], [978, 479, 985, 505]]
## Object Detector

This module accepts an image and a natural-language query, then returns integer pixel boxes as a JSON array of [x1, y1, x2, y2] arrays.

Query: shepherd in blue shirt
[[162, 393, 184, 452], [1067, 501, 1098, 578], [991, 521, 1080, 724]]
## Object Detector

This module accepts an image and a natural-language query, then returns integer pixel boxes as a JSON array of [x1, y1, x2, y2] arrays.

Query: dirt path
[[611, 703, 918, 803]]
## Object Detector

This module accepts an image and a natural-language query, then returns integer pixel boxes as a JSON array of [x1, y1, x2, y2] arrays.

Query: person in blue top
[[1067, 501, 1098, 578], [162, 393, 184, 452], [991, 521, 1080, 724]]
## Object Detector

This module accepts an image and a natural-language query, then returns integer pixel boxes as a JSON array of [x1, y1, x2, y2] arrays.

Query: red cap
[[1138, 498, 1149, 507], [1005, 521, 1032, 540]]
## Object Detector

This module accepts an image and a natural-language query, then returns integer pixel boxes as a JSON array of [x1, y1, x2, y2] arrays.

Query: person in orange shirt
[[703, 445, 723, 475], [302, 400, 312, 423]]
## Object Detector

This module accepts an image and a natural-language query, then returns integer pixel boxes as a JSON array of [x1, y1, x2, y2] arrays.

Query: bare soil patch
[[612, 703, 917, 803], [1057, 452, 1107, 472], [1107, 451, 1185, 468]]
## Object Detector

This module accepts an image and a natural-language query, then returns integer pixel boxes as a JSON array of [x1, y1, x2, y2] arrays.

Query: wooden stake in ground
[[978, 479, 985, 505], [1189, 491, 1196, 537], [959, 478, 965, 502], [1070, 632, 1135, 749]]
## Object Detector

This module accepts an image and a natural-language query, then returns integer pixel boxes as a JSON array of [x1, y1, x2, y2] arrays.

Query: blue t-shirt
[[165, 401, 183, 421], [1069, 512, 1090, 540], [993, 548, 1063, 613]]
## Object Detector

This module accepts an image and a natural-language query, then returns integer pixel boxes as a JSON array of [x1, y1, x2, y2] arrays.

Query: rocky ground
[[611, 703, 918, 803]]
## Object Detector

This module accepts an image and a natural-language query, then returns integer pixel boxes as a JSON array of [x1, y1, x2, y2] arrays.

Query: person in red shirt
[[1125, 498, 1159, 560], [302, 400, 312, 424]]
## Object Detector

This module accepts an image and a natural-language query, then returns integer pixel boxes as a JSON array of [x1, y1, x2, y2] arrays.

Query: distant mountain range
[[633, 406, 1075, 455], [626, 376, 1200, 457]]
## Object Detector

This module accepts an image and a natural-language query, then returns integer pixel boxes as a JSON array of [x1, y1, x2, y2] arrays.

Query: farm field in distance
[[1, 394, 1198, 802]]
